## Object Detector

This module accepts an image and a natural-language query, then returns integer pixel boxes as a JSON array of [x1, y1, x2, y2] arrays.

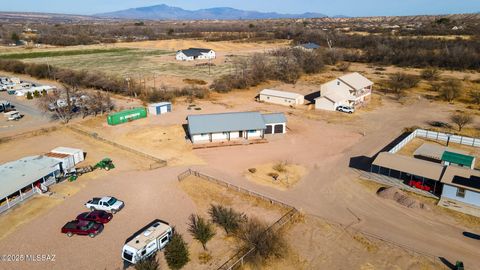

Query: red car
[[77, 210, 113, 224], [61, 220, 103, 238]]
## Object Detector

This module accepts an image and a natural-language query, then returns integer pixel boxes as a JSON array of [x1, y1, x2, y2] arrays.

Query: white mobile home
[[148, 102, 172, 116], [51, 147, 84, 165], [187, 111, 287, 144], [259, 89, 304, 106]]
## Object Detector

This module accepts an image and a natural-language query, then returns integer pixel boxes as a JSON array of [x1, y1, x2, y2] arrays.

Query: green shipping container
[[107, 107, 147, 126]]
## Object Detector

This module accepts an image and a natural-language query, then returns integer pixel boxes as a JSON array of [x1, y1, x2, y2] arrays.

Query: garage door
[[265, 125, 273, 134], [274, 124, 284, 134]]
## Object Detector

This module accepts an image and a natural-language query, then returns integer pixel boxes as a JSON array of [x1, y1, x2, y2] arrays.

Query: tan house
[[315, 72, 373, 111]]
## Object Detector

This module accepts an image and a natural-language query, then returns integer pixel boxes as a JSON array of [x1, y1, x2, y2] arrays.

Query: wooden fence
[[68, 125, 167, 169]]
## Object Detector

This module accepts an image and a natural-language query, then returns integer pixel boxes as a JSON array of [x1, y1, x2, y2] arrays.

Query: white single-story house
[[259, 89, 304, 107], [187, 111, 287, 144], [176, 48, 216, 61], [315, 72, 373, 111], [295, 42, 321, 50], [0, 156, 62, 214], [148, 102, 172, 116], [440, 166, 480, 216]]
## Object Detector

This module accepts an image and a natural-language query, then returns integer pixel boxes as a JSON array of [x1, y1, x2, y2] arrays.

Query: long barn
[[187, 111, 286, 144]]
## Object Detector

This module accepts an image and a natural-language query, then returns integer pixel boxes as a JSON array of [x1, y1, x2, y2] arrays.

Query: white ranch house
[[315, 72, 373, 111], [187, 111, 286, 144], [259, 89, 304, 106], [176, 48, 216, 61]]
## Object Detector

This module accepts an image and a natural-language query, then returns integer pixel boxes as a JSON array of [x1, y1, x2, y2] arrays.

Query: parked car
[[85, 196, 124, 213], [77, 210, 113, 224], [4, 111, 22, 121], [61, 220, 104, 238], [336, 105, 355, 114]]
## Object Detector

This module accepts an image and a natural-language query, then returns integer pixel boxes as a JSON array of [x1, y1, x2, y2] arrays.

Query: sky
[[2, 0, 480, 17]]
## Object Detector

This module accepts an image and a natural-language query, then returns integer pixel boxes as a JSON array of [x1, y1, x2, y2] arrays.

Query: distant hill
[[95, 4, 328, 20]]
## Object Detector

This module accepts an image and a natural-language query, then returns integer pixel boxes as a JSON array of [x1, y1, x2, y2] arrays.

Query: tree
[[469, 89, 480, 105], [440, 79, 462, 102], [11, 32, 20, 43], [26, 91, 33, 100], [209, 204, 246, 235], [237, 218, 287, 263], [164, 232, 189, 270], [134, 254, 159, 270], [387, 73, 420, 99], [450, 113, 473, 131], [187, 214, 215, 250], [38, 86, 76, 124]]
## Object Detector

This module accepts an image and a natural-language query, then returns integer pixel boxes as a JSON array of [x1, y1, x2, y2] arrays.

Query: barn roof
[[0, 156, 60, 199], [441, 151, 475, 167], [178, 48, 213, 57], [187, 112, 266, 135], [372, 152, 444, 180], [260, 89, 303, 100]]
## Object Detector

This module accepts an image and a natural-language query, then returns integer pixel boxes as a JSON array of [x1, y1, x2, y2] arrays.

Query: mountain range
[[95, 4, 328, 20]]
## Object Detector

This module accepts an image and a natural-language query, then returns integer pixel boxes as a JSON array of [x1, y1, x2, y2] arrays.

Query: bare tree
[[440, 79, 462, 102], [468, 88, 480, 105], [450, 112, 473, 131], [387, 73, 420, 99], [38, 86, 76, 124]]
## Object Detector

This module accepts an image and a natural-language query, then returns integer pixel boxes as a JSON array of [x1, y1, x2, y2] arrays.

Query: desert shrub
[[164, 232, 189, 270], [209, 204, 247, 235], [134, 255, 159, 270], [267, 172, 279, 180], [187, 214, 215, 250], [336, 62, 351, 72], [198, 252, 212, 264], [33, 90, 40, 98], [421, 68, 441, 81], [237, 218, 287, 264], [469, 89, 480, 104], [248, 168, 257, 173], [440, 79, 462, 102], [387, 72, 420, 98], [273, 161, 288, 173], [183, 78, 207, 85], [26, 92, 33, 100]]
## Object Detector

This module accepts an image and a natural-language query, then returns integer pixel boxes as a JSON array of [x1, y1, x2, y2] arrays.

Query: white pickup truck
[[85, 196, 124, 214]]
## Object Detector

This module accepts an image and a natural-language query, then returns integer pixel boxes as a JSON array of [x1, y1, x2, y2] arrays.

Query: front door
[[239, 131, 243, 138]]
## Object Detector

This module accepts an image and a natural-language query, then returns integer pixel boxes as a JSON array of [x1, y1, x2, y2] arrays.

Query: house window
[[201, 133, 207, 137], [248, 130, 256, 133], [456, 188, 465, 198]]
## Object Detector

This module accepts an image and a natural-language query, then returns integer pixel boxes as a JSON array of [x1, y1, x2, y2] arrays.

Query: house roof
[[297, 42, 320, 49], [372, 152, 444, 180], [316, 81, 356, 103], [0, 156, 60, 199], [260, 89, 303, 100], [338, 72, 374, 90], [440, 165, 480, 192], [262, 113, 287, 124], [187, 112, 267, 135], [148, 102, 171, 107], [413, 143, 467, 161], [441, 151, 475, 167], [178, 48, 213, 57]]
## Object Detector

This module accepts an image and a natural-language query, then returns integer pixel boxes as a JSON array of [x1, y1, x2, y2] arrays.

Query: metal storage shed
[[148, 102, 172, 116], [441, 151, 475, 169]]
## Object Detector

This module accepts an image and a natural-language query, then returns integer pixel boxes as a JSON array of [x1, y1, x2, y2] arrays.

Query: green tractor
[[94, 158, 115, 171]]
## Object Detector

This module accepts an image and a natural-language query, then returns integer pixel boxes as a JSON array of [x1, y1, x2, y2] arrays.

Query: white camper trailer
[[122, 220, 173, 264]]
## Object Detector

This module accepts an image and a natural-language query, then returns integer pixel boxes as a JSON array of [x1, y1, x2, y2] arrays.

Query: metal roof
[[372, 152, 444, 180], [260, 89, 303, 100], [188, 112, 266, 135], [413, 143, 467, 160], [148, 102, 171, 107], [0, 156, 60, 199], [441, 151, 475, 167], [338, 72, 374, 90], [262, 113, 287, 124], [51, 147, 83, 156], [297, 43, 320, 49], [178, 48, 213, 57], [440, 165, 480, 192]]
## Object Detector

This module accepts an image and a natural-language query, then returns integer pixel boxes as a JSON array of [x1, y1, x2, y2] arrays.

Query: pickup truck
[[61, 220, 103, 238], [85, 196, 124, 214], [77, 210, 113, 224]]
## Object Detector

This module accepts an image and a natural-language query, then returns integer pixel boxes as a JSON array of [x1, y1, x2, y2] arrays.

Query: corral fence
[[68, 125, 167, 169], [389, 128, 480, 154], [177, 169, 299, 270]]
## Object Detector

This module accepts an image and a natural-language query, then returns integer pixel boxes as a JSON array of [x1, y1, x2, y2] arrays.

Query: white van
[[122, 220, 173, 264]]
